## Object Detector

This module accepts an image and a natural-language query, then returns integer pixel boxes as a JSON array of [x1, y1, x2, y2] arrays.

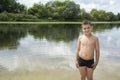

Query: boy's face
[[82, 24, 92, 35]]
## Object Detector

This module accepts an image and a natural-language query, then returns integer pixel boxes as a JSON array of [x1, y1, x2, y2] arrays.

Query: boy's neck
[[85, 33, 92, 38]]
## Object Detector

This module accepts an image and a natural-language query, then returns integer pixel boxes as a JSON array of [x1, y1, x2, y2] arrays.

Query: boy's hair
[[82, 20, 92, 26]]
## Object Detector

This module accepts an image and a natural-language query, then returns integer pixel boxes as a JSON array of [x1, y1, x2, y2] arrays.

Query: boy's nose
[[85, 29, 89, 31]]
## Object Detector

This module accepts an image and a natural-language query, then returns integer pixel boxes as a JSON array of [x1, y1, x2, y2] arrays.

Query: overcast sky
[[17, 0, 120, 14]]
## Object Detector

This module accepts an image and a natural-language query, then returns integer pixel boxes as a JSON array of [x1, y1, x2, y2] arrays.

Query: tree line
[[0, 0, 120, 21]]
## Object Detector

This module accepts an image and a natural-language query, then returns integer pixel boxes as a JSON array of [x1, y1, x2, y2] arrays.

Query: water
[[0, 24, 120, 80]]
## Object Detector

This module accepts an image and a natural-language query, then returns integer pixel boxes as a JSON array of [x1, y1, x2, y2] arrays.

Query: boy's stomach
[[79, 49, 94, 60]]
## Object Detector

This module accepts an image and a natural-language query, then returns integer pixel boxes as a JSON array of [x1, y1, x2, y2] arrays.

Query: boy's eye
[[83, 27, 89, 30], [87, 27, 90, 29], [83, 28, 86, 30]]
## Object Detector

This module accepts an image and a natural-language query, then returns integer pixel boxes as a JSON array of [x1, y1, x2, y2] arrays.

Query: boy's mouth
[[85, 31, 89, 33]]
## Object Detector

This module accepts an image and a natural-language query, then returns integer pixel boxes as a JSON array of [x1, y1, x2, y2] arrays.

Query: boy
[[75, 20, 100, 80]]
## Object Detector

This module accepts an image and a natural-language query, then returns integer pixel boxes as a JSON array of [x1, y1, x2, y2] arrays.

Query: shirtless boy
[[75, 20, 100, 80]]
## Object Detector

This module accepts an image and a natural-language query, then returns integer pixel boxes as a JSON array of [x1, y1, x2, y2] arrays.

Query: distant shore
[[0, 21, 120, 24]]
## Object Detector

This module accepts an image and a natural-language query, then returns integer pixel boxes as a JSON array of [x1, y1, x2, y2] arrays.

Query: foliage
[[0, 0, 120, 21], [0, 0, 27, 13], [0, 11, 38, 21]]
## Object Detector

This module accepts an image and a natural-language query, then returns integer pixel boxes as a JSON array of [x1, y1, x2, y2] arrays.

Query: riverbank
[[0, 21, 120, 24], [0, 65, 119, 80]]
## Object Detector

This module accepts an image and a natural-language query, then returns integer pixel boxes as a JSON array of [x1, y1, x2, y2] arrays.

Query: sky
[[17, 0, 120, 14]]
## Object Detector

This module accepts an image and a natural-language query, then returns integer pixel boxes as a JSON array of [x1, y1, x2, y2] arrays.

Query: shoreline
[[0, 21, 120, 24]]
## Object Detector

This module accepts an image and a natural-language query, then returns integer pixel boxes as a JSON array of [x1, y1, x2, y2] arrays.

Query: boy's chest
[[81, 38, 95, 46]]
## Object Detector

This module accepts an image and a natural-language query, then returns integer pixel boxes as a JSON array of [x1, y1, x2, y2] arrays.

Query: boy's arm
[[95, 37, 100, 65], [75, 36, 81, 68], [92, 37, 100, 70]]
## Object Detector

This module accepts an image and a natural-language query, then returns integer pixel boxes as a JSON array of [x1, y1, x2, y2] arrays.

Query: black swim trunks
[[78, 57, 94, 68]]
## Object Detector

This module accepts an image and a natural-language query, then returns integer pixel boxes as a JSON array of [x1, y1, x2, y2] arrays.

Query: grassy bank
[[0, 21, 120, 24]]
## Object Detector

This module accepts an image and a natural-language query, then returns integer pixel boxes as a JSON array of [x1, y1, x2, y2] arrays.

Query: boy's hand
[[76, 61, 79, 68], [92, 62, 98, 70]]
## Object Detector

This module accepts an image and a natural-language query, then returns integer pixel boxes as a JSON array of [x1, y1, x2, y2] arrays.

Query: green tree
[[80, 8, 92, 20], [62, 1, 80, 20], [106, 12, 115, 21], [90, 9, 98, 21], [117, 13, 120, 20], [49, 0, 66, 19], [97, 10, 106, 21], [0, 0, 27, 13], [45, 1, 56, 19], [14, 3, 27, 13], [90, 9, 108, 21], [28, 3, 42, 17]]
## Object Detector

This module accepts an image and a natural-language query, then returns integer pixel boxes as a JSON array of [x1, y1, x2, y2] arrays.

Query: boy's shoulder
[[78, 35, 84, 39], [92, 35, 99, 41], [78, 34, 99, 40], [92, 34, 97, 38]]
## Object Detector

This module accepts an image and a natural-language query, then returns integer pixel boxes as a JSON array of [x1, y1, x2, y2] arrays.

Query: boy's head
[[81, 20, 93, 35]]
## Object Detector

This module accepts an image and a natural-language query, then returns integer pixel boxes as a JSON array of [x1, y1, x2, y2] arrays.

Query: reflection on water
[[0, 24, 120, 80]]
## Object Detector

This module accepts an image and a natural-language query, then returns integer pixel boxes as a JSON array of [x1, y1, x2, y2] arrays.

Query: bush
[[0, 11, 9, 21], [0, 12, 38, 21]]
